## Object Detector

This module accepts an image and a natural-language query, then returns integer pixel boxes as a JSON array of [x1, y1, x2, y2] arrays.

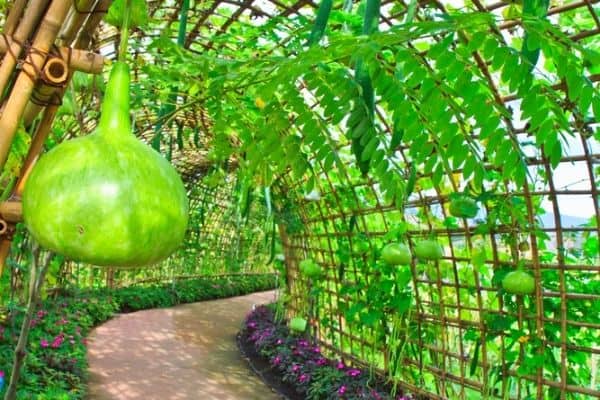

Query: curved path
[[87, 291, 280, 400]]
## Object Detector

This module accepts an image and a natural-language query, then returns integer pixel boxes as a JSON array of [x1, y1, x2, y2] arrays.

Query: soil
[[237, 331, 304, 400]]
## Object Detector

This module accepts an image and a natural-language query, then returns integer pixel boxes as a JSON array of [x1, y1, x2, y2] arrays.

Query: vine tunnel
[[0, 0, 598, 399]]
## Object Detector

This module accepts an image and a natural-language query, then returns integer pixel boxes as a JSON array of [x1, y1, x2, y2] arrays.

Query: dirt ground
[[87, 290, 281, 400]]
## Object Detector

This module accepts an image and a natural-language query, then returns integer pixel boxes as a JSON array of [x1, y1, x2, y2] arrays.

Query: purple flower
[[313, 346, 321, 353], [298, 339, 309, 347], [298, 373, 309, 383], [247, 321, 257, 328], [292, 364, 300, 372], [338, 385, 347, 395], [271, 356, 281, 365], [347, 368, 361, 377], [316, 357, 327, 366], [40, 339, 49, 348], [337, 361, 345, 370]]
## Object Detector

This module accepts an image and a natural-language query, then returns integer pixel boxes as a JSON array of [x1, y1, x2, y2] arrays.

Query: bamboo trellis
[[0, 1, 598, 399]]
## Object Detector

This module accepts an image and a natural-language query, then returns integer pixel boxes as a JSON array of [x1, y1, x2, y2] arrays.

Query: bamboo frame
[[0, 0, 72, 171], [0, 1, 597, 399]]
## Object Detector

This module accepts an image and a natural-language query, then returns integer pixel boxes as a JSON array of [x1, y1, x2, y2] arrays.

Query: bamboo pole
[[0, 0, 50, 98], [21, 56, 69, 126], [0, 41, 105, 74], [15, 104, 60, 196], [3, 0, 28, 35], [59, 0, 97, 45], [76, 0, 112, 46], [0, 0, 72, 172]]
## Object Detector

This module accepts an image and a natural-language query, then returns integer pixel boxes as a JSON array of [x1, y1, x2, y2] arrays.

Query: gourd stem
[[118, 0, 132, 62]]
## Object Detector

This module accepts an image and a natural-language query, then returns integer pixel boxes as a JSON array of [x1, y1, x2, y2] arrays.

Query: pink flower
[[276, 339, 283, 345], [40, 339, 49, 348], [298, 373, 309, 382], [271, 356, 281, 365], [337, 361, 345, 370], [292, 364, 300, 372], [0, 370, 4, 378], [51, 334, 64, 348], [316, 357, 327, 366], [338, 385, 347, 395], [347, 368, 361, 377]]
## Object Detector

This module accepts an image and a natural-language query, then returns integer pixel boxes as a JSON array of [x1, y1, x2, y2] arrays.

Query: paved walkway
[[87, 291, 280, 400]]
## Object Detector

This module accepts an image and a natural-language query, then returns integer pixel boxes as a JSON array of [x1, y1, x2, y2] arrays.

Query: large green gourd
[[23, 62, 189, 267]]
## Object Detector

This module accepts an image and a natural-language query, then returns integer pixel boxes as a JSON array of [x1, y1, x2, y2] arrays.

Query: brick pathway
[[87, 291, 280, 400]]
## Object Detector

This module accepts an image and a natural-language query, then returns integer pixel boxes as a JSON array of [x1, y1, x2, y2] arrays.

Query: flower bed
[[0, 273, 277, 399], [238, 305, 416, 400]]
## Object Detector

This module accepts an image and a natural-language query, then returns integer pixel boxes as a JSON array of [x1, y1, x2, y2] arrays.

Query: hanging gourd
[[381, 243, 412, 265], [22, 0, 188, 267], [289, 316, 308, 333], [414, 240, 444, 261], [502, 270, 536, 295]]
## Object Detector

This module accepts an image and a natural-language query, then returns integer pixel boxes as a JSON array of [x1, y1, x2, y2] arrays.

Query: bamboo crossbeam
[[0, 201, 23, 223], [0, 41, 105, 74]]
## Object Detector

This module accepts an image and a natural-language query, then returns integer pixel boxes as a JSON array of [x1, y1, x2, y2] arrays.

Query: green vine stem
[[4, 246, 52, 400], [118, 0, 132, 62]]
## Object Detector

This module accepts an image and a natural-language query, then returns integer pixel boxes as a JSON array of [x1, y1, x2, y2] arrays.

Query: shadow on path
[[87, 291, 280, 400]]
